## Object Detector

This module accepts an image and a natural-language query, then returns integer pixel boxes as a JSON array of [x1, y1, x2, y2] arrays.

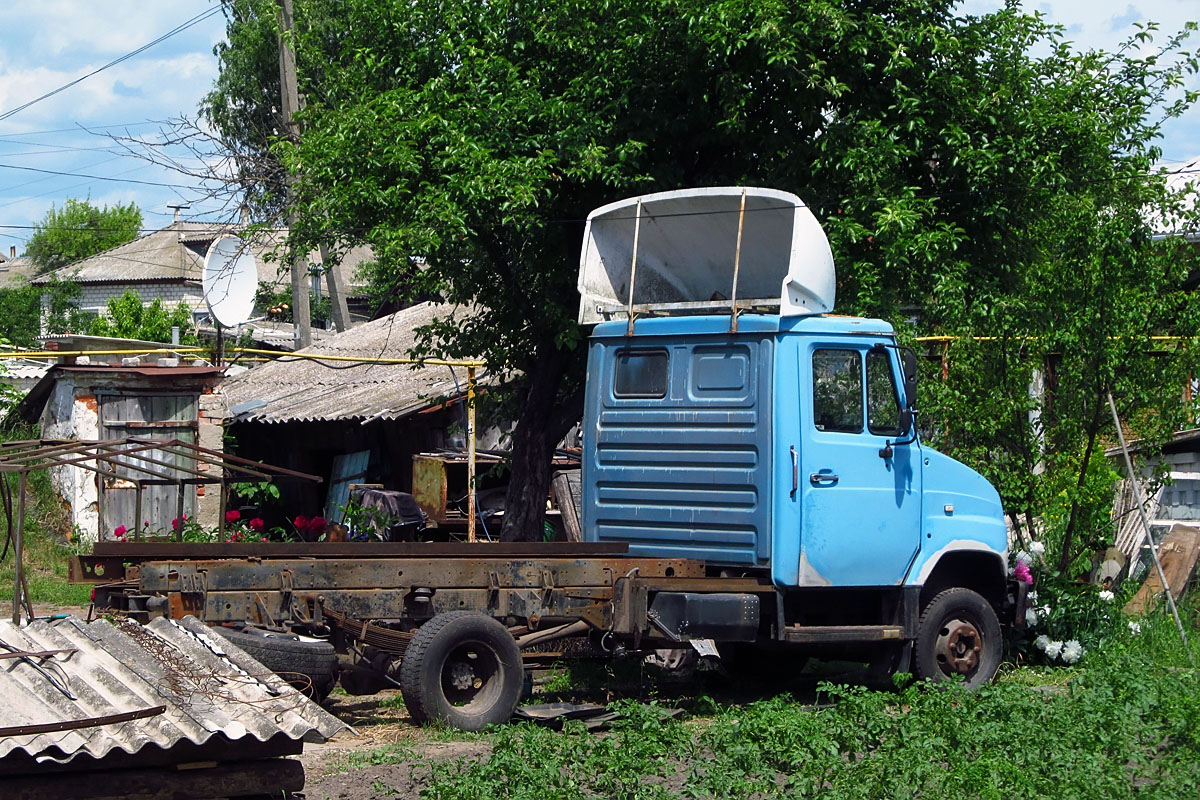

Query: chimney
[[8, 246, 14, 258]]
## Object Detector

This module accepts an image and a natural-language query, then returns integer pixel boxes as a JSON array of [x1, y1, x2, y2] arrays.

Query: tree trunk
[[1058, 395, 1104, 572], [499, 343, 584, 542]]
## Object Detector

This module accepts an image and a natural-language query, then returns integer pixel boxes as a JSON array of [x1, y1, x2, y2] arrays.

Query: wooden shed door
[[99, 394, 199, 538]]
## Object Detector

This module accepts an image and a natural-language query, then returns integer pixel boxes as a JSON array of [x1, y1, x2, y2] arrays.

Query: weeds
[[0, 463, 91, 608], [417, 605, 1200, 800]]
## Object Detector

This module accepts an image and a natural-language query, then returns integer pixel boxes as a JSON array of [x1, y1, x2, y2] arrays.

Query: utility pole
[[277, 0, 311, 348]]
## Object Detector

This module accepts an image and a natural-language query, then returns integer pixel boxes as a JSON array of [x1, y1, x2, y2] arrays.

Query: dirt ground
[[296, 691, 492, 800]]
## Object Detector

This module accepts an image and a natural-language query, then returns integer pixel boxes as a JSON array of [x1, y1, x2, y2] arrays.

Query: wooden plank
[[1125, 523, 1200, 615], [552, 470, 583, 542]]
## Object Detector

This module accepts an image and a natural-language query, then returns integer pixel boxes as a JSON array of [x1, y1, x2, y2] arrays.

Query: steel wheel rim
[[440, 640, 503, 711], [933, 616, 982, 677]]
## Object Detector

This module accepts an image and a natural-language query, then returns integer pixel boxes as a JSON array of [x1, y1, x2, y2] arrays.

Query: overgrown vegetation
[[369, 603, 1200, 800], [0, 430, 92, 608]]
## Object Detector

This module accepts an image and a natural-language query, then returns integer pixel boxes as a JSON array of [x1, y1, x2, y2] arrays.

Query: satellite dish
[[203, 234, 257, 327]]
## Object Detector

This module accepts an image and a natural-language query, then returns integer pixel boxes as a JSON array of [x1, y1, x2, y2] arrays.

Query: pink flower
[[171, 514, 188, 531], [225, 509, 241, 523], [113, 525, 127, 539], [1013, 562, 1033, 585], [231, 530, 244, 542], [249, 517, 265, 532]]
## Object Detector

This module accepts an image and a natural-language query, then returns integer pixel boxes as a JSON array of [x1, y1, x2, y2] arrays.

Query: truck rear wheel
[[914, 588, 1000, 689], [398, 611, 523, 731]]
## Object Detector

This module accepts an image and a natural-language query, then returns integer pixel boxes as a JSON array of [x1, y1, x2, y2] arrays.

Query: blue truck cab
[[576, 187, 1020, 685]]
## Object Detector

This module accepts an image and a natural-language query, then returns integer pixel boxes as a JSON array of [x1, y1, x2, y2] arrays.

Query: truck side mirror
[[901, 349, 918, 411], [898, 408, 913, 436]]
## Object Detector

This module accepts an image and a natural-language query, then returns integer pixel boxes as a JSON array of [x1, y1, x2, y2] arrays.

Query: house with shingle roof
[[29, 219, 373, 336]]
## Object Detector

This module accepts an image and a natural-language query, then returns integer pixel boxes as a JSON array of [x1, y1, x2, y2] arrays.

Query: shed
[[1110, 428, 1200, 578], [221, 302, 496, 522], [14, 362, 226, 543]]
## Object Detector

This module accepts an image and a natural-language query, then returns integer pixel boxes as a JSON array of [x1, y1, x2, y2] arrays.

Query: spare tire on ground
[[213, 626, 338, 701]]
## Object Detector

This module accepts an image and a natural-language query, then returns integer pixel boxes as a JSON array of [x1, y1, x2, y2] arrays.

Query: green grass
[[417, 605, 1200, 800]]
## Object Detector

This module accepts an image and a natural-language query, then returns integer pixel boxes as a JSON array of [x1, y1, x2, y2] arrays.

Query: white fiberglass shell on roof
[[576, 187, 835, 324]]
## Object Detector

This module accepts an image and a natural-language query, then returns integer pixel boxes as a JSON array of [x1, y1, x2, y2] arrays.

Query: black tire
[[214, 626, 338, 701], [398, 611, 522, 731], [914, 588, 1001, 689]]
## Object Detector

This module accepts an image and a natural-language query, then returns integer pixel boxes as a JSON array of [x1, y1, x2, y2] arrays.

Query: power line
[[0, 163, 198, 190], [0, 6, 224, 123], [0, 122, 163, 139]]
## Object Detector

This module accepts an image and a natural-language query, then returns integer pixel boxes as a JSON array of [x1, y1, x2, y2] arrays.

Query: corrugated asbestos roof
[[222, 302, 481, 424], [0, 615, 346, 775]]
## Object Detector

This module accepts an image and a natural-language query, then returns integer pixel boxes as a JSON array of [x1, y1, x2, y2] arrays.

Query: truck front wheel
[[914, 588, 1001, 689], [398, 611, 523, 731]]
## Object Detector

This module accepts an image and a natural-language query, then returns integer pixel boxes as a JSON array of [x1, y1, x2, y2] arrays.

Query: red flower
[[225, 509, 241, 523], [172, 514, 188, 531], [113, 525, 127, 539], [249, 517, 265, 532], [294, 515, 309, 530], [230, 530, 244, 542], [307, 516, 328, 535]]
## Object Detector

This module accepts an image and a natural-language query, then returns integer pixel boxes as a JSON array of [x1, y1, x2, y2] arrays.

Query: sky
[[0, 1, 1197, 258]]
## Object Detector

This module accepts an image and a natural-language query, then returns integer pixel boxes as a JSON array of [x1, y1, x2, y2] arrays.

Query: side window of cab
[[812, 349, 862, 433]]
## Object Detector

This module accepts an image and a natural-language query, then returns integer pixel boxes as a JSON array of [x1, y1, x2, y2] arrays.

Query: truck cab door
[[795, 342, 921, 586]]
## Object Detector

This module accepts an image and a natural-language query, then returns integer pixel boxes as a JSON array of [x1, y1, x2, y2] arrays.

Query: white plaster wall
[[39, 377, 101, 544]]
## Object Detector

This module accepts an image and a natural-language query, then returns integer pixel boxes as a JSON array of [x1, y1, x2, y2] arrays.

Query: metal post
[[625, 199, 644, 337], [12, 472, 26, 625], [1107, 392, 1192, 660], [134, 482, 143, 541], [218, 473, 228, 543], [467, 366, 477, 543], [730, 188, 747, 333], [176, 482, 186, 543]]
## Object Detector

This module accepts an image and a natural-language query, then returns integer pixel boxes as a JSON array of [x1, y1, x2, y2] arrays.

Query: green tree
[[26, 198, 143, 274], [88, 290, 197, 344], [0, 282, 45, 347], [210, 0, 1200, 546]]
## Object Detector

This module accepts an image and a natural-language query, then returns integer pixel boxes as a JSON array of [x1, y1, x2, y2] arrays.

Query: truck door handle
[[790, 446, 798, 497], [809, 471, 839, 485]]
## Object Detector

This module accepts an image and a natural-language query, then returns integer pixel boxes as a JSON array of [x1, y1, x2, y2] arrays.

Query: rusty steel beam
[[89, 541, 632, 560]]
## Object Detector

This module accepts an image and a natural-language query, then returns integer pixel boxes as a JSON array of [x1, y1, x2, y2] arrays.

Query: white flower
[[1128, 621, 1142, 636], [1098, 590, 1114, 602], [1025, 607, 1039, 626], [1044, 640, 1064, 660], [1027, 590, 1038, 603], [1034, 634, 1051, 652], [1039, 605, 1051, 618], [1015, 550, 1033, 566], [1029, 540, 1046, 556], [1061, 640, 1084, 665]]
